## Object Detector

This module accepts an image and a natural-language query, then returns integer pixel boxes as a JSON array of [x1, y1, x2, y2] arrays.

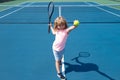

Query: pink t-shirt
[[52, 29, 68, 51]]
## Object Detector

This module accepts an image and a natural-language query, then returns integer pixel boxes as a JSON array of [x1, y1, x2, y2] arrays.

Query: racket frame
[[48, 1, 54, 33]]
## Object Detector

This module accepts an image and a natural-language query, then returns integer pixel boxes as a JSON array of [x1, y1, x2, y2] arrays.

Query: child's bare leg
[[55, 60, 61, 73], [55, 60, 66, 79]]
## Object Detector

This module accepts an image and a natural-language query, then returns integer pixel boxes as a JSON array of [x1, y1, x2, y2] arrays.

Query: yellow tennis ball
[[73, 20, 79, 27]]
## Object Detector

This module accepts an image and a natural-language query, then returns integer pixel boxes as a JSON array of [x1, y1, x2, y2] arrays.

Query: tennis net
[[0, 4, 120, 24]]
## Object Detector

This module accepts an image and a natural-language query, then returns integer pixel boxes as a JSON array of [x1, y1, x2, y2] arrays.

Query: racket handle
[[48, 25, 50, 33]]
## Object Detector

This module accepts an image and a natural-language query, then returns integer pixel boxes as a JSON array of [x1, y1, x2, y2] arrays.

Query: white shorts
[[53, 49, 65, 61]]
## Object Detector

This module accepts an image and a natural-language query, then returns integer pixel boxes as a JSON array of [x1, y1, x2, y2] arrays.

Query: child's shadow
[[64, 53, 115, 80]]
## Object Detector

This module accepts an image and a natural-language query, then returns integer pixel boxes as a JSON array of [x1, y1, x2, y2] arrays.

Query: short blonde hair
[[54, 16, 68, 31]]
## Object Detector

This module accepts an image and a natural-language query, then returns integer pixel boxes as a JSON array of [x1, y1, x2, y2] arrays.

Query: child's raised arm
[[66, 25, 76, 33], [49, 23, 56, 35], [66, 20, 79, 33]]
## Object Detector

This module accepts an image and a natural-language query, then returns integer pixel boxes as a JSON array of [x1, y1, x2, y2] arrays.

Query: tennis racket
[[48, 1, 54, 33]]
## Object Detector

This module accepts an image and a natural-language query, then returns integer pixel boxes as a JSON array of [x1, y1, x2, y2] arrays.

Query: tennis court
[[0, 1, 120, 80]]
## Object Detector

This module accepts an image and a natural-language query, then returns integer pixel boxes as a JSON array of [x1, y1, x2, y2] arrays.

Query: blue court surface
[[0, 2, 120, 80]]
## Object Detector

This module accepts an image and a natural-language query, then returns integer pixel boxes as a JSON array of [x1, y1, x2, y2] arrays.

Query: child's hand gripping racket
[[48, 1, 54, 33]]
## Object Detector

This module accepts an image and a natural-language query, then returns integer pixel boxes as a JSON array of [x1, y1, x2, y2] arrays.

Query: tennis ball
[[73, 20, 79, 27]]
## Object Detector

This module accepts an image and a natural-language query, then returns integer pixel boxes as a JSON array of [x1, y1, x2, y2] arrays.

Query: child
[[49, 16, 79, 79]]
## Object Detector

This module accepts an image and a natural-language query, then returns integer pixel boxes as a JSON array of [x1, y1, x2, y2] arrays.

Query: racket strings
[[48, 2, 54, 18]]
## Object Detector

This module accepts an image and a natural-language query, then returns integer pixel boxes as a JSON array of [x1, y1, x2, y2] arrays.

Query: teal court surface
[[0, 2, 120, 80]]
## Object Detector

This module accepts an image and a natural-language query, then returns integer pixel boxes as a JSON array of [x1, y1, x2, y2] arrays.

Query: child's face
[[57, 24, 66, 30]]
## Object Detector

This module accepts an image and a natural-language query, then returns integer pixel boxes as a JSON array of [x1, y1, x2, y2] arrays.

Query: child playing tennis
[[49, 16, 79, 79]]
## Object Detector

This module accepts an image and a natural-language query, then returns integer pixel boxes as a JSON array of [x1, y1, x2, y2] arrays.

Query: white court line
[[59, 6, 62, 17], [0, 1, 30, 13], [0, 7, 25, 19], [86, 2, 120, 18], [0, 2, 34, 19], [95, 7, 120, 17], [93, 2, 120, 11]]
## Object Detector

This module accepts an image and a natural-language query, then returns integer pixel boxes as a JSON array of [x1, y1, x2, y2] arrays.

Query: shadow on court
[[65, 53, 115, 80]]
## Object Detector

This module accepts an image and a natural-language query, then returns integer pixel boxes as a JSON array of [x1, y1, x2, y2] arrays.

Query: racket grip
[[48, 25, 50, 33]]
